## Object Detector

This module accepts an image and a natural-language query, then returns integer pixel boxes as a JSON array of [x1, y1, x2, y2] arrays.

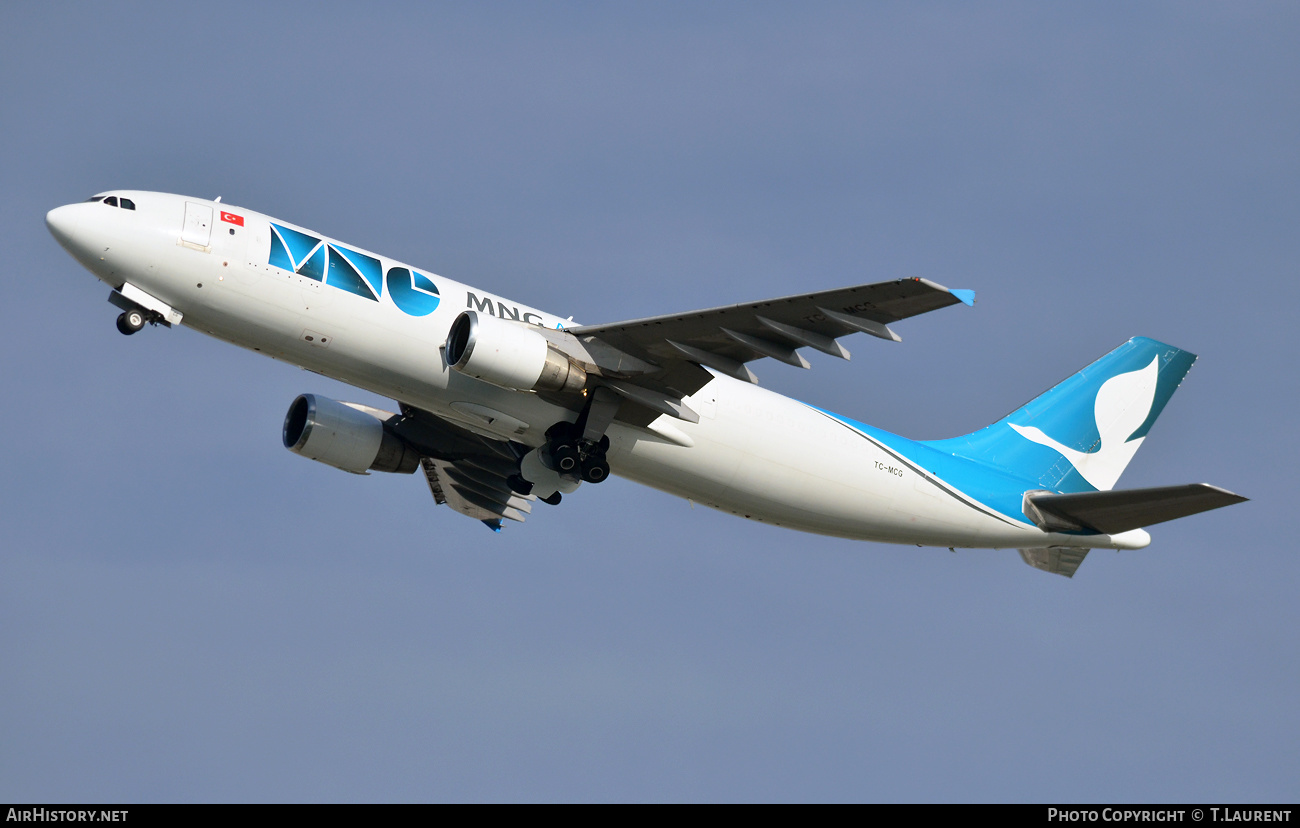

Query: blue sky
[[2, 2, 1296, 802]]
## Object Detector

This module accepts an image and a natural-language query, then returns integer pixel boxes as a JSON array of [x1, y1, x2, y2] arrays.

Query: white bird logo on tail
[[1009, 355, 1160, 491]]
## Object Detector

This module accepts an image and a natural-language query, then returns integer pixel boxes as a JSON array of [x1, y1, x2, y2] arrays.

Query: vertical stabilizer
[[925, 338, 1196, 493]]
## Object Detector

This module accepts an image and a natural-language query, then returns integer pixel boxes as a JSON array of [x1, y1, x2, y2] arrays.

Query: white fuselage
[[47, 191, 1148, 550]]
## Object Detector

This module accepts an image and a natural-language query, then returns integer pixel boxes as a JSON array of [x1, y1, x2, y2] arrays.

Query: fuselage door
[[181, 202, 213, 248]]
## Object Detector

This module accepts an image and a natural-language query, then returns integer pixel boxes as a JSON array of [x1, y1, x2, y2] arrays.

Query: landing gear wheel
[[507, 474, 533, 496], [551, 441, 580, 473], [580, 456, 610, 484], [116, 309, 145, 335]]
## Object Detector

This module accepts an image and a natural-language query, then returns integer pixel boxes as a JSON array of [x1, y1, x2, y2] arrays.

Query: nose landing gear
[[115, 308, 147, 335], [108, 285, 182, 336]]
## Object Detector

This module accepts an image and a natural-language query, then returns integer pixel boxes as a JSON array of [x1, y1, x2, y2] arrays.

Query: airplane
[[45, 190, 1246, 577]]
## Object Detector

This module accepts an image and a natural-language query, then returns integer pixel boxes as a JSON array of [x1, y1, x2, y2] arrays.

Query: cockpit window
[[86, 194, 136, 209]]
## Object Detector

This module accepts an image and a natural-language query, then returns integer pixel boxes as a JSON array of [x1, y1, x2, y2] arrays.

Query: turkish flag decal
[[220, 211, 244, 227]]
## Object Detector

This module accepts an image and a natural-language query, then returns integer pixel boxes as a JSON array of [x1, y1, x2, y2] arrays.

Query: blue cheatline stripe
[[806, 404, 1038, 526]]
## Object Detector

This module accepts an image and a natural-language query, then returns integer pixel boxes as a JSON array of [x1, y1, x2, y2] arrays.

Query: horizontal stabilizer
[[1024, 484, 1247, 535]]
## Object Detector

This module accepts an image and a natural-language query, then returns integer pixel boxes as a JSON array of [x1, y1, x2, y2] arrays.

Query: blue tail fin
[[924, 337, 1197, 493]]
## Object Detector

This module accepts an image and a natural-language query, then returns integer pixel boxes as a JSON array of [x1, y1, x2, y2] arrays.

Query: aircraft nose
[[45, 204, 81, 248]]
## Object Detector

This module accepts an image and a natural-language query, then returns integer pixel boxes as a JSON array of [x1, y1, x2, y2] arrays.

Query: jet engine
[[445, 311, 587, 393], [282, 394, 421, 475]]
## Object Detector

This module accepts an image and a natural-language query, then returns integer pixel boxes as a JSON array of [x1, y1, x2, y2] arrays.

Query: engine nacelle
[[282, 394, 421, 475], [445, 311, 587, 393]]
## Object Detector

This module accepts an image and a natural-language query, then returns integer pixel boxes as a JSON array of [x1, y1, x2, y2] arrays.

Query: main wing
[[562, 278, 973, 425]]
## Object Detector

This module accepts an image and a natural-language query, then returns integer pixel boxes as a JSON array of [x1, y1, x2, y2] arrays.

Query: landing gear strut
[[116, 308, 146, 335]]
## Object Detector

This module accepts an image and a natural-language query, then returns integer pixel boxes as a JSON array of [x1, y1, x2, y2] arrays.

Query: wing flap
[[1024, 483, 1247, 535], [422, 457, 535, 525], [395, 404, 537, 530]]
